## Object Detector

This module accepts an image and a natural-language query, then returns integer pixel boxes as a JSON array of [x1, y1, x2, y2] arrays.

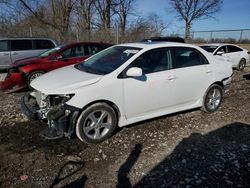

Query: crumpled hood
[[31, 65, 103, 94], [10, 56, 43, 68]]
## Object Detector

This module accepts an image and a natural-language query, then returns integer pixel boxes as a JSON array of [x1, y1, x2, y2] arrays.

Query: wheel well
[[81, 100, 121, 119], [213, 81, 223, 88], [240, 58, 246, 62]]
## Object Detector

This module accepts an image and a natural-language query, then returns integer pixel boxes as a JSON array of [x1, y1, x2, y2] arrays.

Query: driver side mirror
[[216, 51, 224, 56], [126, 67, 143, 77]]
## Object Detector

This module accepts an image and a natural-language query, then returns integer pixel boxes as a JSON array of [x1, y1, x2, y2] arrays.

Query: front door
[[123, 47, 176, 119]]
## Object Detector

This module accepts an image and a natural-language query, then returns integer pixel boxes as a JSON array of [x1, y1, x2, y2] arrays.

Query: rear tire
[[76, 103, 117, 144], [202, 84, 223, 113], [27, 71, 45, 90], [237, 59, 246, 71]]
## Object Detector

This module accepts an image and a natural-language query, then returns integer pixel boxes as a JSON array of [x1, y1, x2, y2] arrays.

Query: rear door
[[225, 45, 243, 67], [172, 47, 212, 107], [10, 39, 33, 62], [0, 40, 11, 69]]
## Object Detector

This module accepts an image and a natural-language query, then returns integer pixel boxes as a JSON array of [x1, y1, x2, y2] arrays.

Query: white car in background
[[200, 44, 250, 71], [21, 42, 232, 143]]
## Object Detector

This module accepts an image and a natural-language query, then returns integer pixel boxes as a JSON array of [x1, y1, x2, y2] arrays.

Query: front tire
[[76, 103, 117, 144], [27, 71, 45, 90], [237, 59, 246, 71], [202, 84, 223, 113]]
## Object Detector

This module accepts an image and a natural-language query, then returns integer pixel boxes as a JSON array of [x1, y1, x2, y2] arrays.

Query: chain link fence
[[189, 29, 250, 43]]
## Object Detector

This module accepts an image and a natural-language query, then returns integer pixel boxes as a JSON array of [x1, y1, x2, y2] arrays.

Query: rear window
[[34, 40, 55, 49], [227, 45, 243, 53], [11, 40, 32, 51]]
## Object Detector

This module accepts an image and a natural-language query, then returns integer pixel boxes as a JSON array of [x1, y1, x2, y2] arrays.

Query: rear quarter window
[[11, 40, 32, 51], [34, 40, 55, 50], [227, 45, 243, 53]]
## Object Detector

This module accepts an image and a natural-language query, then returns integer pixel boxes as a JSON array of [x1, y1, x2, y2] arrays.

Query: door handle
[[12, 52, 18, 55], [206, 70, 212, 74], [3, 53, 9, 56], [167, 75, 176, 80]]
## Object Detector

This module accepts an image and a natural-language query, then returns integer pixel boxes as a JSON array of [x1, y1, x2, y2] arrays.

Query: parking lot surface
[[1, 67, 250, 187]]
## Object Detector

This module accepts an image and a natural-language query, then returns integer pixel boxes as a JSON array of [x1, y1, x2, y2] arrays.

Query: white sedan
[[200, 43, 250, 71], [21, 42, 233, 143]]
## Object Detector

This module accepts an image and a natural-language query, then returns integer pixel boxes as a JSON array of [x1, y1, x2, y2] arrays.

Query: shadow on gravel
[[117, 143, 143, 188], [49, 161, 87, 188], [0, 122, 89, 155], [117, 122, 250, 187], [243, 74, 250, 80]]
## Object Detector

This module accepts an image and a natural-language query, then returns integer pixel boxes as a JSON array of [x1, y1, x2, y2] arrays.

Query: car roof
[[141, 37, 185, 43], [116, 42, 197, 50], [201, 43, 241, 47], [0, 37, 55, 41]]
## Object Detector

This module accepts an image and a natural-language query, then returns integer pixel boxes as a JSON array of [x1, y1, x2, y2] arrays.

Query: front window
[[200, 45, 218, 53], [38, 45, 65, 58], [75, 46, 141, 75], [129, 48, 172, 74]]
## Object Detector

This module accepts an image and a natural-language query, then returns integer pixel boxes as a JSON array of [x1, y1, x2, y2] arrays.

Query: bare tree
[[170, 0, 223, 41], [17, 0, 77, 41], [126, 13, 169, 42], [113, 0, 135, 37], [94, 0, 117, 30], [75, 0, 95, 40]]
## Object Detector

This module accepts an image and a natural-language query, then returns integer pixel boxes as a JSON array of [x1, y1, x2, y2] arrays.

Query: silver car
[[0, 38, 57, 70]]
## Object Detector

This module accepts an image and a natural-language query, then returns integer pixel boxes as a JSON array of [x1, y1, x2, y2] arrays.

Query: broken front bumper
[[21, 93, 80, 138], [0, 72, 26, 93]]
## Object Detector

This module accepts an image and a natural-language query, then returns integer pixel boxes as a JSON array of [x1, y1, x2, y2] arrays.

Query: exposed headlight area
[[29, 91, 74, 109], [47, 94, 75, 107], [22, 91, 79, 139]]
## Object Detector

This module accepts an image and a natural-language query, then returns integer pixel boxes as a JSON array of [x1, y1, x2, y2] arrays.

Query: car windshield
[[39, 45, 65, 57], [200, 45, 218, 53], [75, 46, 141, 75]]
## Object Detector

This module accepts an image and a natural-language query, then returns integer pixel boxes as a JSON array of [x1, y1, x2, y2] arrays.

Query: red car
[[0, 42, 112, 92]]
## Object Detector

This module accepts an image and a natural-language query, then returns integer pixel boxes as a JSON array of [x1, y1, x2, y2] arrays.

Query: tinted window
[[34, 40, 55, 49], [173, 47, 208, 68], [0, 41, 9, 51], [227, 45, 243, 53], [130, 48, 172, 74], [75, 46, 141, 75], [86, 45, 103, 55], [200, 45, 218, 53], [60, 45, 85, 59], [11, 40, 32, 51], [215, 46, 227, 54]]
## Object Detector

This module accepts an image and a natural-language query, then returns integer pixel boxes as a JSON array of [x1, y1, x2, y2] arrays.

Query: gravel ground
[[0, 73, 6, 81], [1, 67, 250, 187]]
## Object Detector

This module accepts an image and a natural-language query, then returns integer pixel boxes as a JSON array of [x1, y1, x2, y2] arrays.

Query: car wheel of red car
[[27, 71, 45, 90]]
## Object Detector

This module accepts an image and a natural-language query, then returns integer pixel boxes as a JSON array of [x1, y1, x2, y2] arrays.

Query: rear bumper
[[0, 72, 26, 93]]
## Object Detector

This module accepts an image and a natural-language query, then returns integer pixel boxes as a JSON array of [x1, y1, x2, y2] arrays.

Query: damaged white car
[[21, 42, 233, 143]]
